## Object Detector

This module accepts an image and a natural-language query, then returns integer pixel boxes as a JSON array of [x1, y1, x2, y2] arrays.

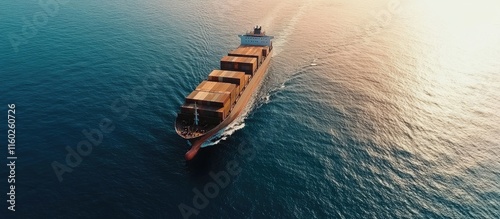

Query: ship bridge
[[238, 25, 274, 47]]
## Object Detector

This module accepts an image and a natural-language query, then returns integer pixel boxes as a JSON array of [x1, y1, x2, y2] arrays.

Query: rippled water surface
[[1, 0, 499, 218]]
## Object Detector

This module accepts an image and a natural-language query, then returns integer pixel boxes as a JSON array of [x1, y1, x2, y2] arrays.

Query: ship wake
[[260, 64, 309, 106], [200, 93, 256, 148], [201, 118, 246, 148], [271, 0, 312, 57]]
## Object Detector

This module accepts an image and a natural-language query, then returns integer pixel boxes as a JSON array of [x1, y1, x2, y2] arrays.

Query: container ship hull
[[176, 50, 272, 160], [175, 26, 274, 160]]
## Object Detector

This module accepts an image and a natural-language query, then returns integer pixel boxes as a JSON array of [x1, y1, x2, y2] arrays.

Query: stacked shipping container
[[220, 56, 257, 75], [228, 47, 263, 67], [183, 90, 231, 121], [195, 81, 238, 106], [181, 46, 267, 122], [208, 70, 247, 93]]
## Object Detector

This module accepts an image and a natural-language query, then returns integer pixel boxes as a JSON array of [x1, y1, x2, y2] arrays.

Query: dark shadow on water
[[184, 136, 249, 177], [185, 146, 218, 176]]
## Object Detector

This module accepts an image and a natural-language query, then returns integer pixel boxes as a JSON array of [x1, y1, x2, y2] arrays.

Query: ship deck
[[175, 116, 218, 139], [175, 44, 273, 141]]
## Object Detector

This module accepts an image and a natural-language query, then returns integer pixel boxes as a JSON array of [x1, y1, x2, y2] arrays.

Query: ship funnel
[[254, 25, 262, 34]]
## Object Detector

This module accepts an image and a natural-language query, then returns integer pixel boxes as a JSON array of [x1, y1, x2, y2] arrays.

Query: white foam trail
[[310, 58, 318, 66], [262, 94, 271, 104], [200, 87, 259, 148], [200, 112, 248, 148], [258, 2, 285, 31], [272, 0, 312, 57], [200, 1, 313, 148], [200, 129, 225, 148], [261, 81, 287, 105], [222, 120, 246, 137]]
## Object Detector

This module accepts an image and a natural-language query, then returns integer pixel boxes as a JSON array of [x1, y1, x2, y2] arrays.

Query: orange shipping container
[[195, 80, 237, 105], [262, 46, 270, 56], [208, 70, 246, 91], [220, 56, 257, 75], [185, 90, 231, 110], [228, 47, 263, 66], [244, 75, 251, 86]]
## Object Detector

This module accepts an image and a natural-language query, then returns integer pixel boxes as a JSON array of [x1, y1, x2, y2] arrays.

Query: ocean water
[[1, 0, 499, 218]]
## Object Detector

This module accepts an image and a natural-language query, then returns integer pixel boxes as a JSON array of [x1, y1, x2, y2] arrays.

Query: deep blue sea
[[1, 0, 499, 218]]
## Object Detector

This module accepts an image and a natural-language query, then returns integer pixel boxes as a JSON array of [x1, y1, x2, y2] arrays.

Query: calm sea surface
[[1, 0, 499, 218]]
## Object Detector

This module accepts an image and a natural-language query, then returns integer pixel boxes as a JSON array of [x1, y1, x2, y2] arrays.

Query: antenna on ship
[[194, 102, 199, 126]]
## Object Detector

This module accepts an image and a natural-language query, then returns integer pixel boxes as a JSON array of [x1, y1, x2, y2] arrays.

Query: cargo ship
[[175, 26, 274, 160]]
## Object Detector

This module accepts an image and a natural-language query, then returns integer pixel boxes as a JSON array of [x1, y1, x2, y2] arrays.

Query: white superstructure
[[239, 25, 274, 47]]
